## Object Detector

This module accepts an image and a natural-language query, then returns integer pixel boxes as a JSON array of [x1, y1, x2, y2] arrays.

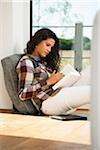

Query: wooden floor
[[0, 112, 91, 150]]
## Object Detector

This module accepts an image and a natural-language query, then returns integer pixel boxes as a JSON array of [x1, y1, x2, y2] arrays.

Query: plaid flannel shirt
[[16, 55, 54, 111]]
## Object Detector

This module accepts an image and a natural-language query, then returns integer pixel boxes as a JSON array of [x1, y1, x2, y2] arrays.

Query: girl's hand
[[47, 71, 64, 86]]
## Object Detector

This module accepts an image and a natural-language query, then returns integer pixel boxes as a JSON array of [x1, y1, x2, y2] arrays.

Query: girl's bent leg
[[41, 85, 90, 115]]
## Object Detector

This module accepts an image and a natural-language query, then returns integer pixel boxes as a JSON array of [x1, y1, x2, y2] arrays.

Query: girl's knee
[[41, 101, 50, 115]]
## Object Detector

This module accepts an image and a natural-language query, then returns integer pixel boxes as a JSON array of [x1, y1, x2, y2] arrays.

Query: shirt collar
[[27, 54, 41, 62]]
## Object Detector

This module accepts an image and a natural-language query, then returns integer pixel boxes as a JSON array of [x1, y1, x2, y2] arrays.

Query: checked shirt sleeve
[[16, 58, 50, 101]]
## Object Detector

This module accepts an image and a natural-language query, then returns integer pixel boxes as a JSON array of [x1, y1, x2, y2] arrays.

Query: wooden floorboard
[[0, 135, 91, 150], [0, 113, 91, 150]]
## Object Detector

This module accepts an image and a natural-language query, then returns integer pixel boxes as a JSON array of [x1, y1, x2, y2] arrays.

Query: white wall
[[0, 0, 30, 109], [91, 10, 100, 150]]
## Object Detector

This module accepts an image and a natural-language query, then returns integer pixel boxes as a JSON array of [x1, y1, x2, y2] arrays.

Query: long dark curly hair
[[26, 28, 60, 72]]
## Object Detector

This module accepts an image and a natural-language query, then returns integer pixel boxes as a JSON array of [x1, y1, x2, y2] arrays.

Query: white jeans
[[41, 86, 90, 115], [41, 67, 91, 115]]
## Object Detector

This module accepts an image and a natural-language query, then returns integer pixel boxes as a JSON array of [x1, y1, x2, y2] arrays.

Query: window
[[31, 0, 98, 70]]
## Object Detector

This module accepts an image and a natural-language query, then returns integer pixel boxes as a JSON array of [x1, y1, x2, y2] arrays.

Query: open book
[[52, 64, 81, 90]]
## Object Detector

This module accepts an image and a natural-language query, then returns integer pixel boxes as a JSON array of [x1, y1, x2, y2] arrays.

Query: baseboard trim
[[0, 108, 89, 114], [0, 109, 15, 113]]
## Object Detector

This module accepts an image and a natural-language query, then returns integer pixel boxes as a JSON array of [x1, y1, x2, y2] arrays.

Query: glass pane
[[82, 26, 92, 69], [67, 0, 98, 26], [32, 0, 98, 70], [83, 58, 91, 70], [33, 0, 73, 26], [32, 0, 98, 26], [60, 53, 74, 69], [32, 27, 75, 39]]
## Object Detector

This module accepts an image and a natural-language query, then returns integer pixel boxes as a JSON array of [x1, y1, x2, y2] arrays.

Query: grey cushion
[[1, 54, 38, 115]]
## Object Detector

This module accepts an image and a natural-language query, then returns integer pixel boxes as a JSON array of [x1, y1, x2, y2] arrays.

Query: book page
[[52, 64, 81, 90]]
